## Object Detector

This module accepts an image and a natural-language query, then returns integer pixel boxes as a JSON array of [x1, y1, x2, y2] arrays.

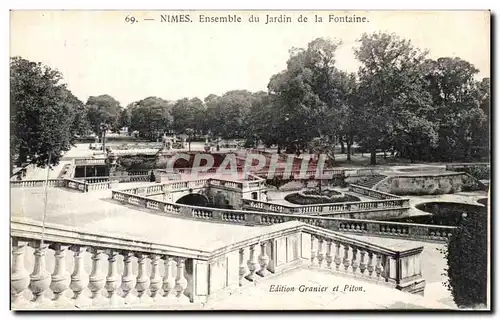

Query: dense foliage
[[10, 32, 490, 171], [10, 57, 89, 171], [285, 190, 360, 205], [442, 208, 488, 308]]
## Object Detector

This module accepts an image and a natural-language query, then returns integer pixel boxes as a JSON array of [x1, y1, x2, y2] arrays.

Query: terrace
[[10, 147, 489, 310]]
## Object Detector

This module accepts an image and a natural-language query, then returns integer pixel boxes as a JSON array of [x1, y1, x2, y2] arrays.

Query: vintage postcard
[[9, 10, 490, 311]]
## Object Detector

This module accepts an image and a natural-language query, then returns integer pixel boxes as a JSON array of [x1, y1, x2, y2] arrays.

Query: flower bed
[[284, 188, 361, 205]]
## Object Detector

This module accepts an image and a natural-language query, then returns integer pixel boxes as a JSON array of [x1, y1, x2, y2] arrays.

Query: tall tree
[[204, 90, 253, 139], [354, 32, 434, 164], [85, 94, 122, 134], [10, 57, 84, 172], [118, 108, 131, 132], [267, 38, 344, 154], [128, 97, 173, 140], [423, 58, 487, 161], [172, 98, 205, 135]]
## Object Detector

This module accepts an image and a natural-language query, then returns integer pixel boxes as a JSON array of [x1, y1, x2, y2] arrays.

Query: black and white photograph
[[9, 10, 491, 311]]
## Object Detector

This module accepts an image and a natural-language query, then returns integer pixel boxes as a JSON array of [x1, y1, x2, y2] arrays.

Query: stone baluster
[[88, 249, 107, 306], [351, 247, 359, 274], [135, 254, 152, 303], [149, 255, 162, 300], [256, 241, 270, 277], [359, 250, 367, 276], [121, 252, 137, 305], [163, 256, 177, 300], [325, 240, 333, 269], [311, 236, 318, 266], [342, 244, 351, 272], [367, 252, 375, 277], [50, 244, 72, 307], [333, 242, 341, 271], [29, 243, 51, 307], [69, 246, 90, 308], [375, 254, 384, 280], [175, 258, 189, 303], [245, 245, 260, 281], [11, 239, 30, 308], [317, 239, 324, 268], [105, 250, 123, 306], [239, 248, 249, 286]]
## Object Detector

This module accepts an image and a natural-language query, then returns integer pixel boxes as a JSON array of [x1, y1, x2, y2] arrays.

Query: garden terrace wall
[[374, 173, 475, 195], [10, 217, 426, 310], [111, 189, 452, 243]]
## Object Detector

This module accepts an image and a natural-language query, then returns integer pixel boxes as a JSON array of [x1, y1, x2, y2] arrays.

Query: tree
[[172, 98, 205, 135], [267, 38, 345, 154], [204, 90, 253, 139], [86, 94, 122, 134], [10, 57, 85, 172], [128, 97, 173, 140], [423, 58, 488, 161], [443, 209, 488, 308], [354, 32, 434, 164], [118, 108, 131, 132]]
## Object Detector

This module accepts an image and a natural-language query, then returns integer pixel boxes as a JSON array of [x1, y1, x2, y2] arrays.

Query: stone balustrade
[[208, 179, 243, 190], [10, 179, 64, 188], [349, 185, 402, 200], [82, 177, 110, 184], [128, 170, 151, 176], [255, 169, 345, 179], [305, 227, 425, 294], [10, 218, 211, 310], [74, 158, 107, 166], [11, 217, 427, 310], [242, 196, 409, 216], [65, 179, 88, 192], [111, 190, 455, 243]]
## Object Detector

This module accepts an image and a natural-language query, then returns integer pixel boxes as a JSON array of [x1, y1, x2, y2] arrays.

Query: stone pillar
[[121, 252, 137, 305], [175, 258, 189, 304], [29, 244, 52, 307], [149, 255, 162, 301], [50, 244, 72, 307], [163, 257, 177, 300], [70, 246, 90, 308], [239, 248, 249, 286], [256, 241, 270, 277], [135, 253, 152, 303], [11, 239, 30, 308], [105, 250, 123, 306], [191, 259, 209, 303], [245, 245, 260, 281], [88, 249, 107, 306]]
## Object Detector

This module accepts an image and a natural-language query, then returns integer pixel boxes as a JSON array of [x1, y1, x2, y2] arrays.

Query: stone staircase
[[354, 174, 387, 189]]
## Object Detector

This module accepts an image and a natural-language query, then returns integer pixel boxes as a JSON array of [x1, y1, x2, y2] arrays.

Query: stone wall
[[206, 187, 243, 209], [375, 173, 467, 196]]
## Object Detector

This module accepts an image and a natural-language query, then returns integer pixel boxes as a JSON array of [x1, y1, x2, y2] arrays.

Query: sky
[[10, 10, 490, 107]]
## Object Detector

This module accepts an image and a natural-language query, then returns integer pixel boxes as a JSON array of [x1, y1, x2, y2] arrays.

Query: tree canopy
[[10, 57, 88, 171], [11, 33, 490, 166]]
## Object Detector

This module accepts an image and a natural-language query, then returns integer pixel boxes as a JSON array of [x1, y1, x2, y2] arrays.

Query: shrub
[[285, 189, 361, 205], [442, 208, 488, 308]]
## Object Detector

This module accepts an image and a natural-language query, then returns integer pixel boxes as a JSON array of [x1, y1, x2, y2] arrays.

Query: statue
[[162, 134, 172, 150], [204, 138, 210, 152]]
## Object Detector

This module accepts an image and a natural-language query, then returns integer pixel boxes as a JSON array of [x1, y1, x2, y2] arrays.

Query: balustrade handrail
[[10, 217, 211, 260], [242, 197, 408, 211], [349, 184, 402, 199], [10, 178, 63, 186], [207, 221, 402, 263], [111, 189, 455, 232]]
